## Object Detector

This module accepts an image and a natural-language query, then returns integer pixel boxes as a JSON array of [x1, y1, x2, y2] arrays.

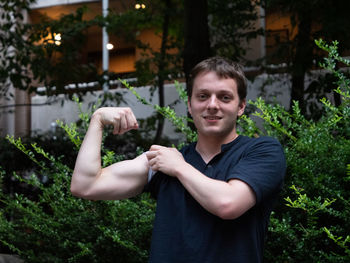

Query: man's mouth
[[203, 116, 222, 120]]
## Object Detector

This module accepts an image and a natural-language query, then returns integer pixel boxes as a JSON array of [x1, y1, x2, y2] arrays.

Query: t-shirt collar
[[189, 134, 242, 158], [220, 135, 242, 153]]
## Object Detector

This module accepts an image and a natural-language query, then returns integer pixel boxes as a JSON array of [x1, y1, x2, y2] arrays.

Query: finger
[[145, 151, 157, 161], [149, 145, 165, 151], [112, 118, 120, 134], [125, 109, 139, 129], [119, 114, 128, 134], [148, 159, 159, 171]]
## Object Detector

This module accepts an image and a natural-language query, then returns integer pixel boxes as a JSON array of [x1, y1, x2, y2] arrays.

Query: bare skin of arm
[[70, 107, 149, 200], [146, 145, 256, 220]]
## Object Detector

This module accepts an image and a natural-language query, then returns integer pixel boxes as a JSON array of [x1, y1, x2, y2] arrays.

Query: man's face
[[188, 71, 246, 142]]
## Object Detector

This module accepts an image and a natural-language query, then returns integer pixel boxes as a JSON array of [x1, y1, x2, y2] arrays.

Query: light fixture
[[54, 33, 61, 41], [106, 43, 114, 50], [135, 2, 146, 9], [54, 33, 61, 46]]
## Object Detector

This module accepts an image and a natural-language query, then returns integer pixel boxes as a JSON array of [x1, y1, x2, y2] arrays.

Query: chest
[[185, 149, 244, 181]]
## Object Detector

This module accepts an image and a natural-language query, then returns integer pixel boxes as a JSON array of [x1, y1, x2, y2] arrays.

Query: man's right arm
[[70, 107, 149, 200]]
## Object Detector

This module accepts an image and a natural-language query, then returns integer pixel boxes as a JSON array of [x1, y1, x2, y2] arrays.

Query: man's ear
[[238, 99, 246, 117], [187, 98, 192, 116]]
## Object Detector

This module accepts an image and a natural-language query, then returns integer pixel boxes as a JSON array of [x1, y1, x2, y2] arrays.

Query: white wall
[[10, 70, 332, 139], [247, 73, 291, 108], [31, 83, 188, 141], [30, 74, 294, 141], [0, 96, 16, 136]]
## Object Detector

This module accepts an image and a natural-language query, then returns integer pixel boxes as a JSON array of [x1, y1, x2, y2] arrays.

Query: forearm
[[175, 164, 233, 217], [71, 114, 103, 196], [146, 145, 254, 219], [175, 163, 255, 219]]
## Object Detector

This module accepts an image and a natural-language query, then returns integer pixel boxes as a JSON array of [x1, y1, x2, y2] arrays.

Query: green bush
[[0, 102, 155, 262], [242, 40, 350, 262], [1, 40, 349, 262]]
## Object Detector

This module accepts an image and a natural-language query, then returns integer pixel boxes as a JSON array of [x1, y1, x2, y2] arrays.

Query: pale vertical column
[[0, 7, 14, 136], [14, 89, 31, 137], [0, 83, 16, 137], [14, 9, 31, 137]]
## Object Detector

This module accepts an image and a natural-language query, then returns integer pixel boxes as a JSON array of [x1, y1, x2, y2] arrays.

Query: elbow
[[70, 177, 90, 199], [70, 169, 103, 200], [70, 183, 85, 198], [70, 185, 80, 197], [70, 185, 95, 200], [215, 199, 241, 220]]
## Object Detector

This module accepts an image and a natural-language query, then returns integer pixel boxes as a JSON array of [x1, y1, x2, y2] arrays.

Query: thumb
[[149, 145, 164, 151]]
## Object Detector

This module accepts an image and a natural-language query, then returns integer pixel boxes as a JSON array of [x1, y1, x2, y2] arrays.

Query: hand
[[92, 107, 139, 134], [146, 145, 187, 177]]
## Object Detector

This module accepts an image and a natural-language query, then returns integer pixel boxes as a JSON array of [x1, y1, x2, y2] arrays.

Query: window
[[266, 29, 290, 65]]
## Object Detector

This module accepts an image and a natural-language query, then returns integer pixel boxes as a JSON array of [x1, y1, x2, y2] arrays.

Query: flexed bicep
[[71, 107, 142, 200], [79, 153, 150, 200]]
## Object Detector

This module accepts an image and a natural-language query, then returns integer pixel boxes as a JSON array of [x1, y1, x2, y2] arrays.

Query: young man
[[71, 57, 286, 263]]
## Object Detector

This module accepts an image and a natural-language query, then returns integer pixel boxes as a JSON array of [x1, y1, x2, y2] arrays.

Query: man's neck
[[195, 132, 239, 163]]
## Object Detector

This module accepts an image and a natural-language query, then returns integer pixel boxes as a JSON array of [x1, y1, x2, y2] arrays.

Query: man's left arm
[[146, 145, 256, 220]]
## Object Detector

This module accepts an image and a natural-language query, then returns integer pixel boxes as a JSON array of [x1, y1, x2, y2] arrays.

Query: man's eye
[[221, 95, 232, 102], [198, 94, 208, 100]]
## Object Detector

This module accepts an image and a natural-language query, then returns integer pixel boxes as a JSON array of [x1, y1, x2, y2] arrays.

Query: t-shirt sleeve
[[143, 145, 190, 199], [227, 136, 286, 204], [143, 170, 163, 199]]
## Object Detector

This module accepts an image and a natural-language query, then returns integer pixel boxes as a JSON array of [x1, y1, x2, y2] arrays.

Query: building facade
[[1, 0, 294, 139]]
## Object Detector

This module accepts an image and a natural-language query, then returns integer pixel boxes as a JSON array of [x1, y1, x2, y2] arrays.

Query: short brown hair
[[188, 57, 247, 101]]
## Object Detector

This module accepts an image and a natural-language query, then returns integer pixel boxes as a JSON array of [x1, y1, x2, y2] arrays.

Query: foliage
[[0, 0, 36, 98], [238, 39, 350, 262], [208, 0, 263, 62], [121, 79, 197, 143], [1, 1, 350, 259], [0, 1, 100, 99], [0, 102, 155, 262], [107, 0, 184, 143], [266, 0, 350, 114]]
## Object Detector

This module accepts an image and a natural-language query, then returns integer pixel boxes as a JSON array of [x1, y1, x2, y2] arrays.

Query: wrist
[[175, 162, 192, 180], [90, 110, 104, 130]]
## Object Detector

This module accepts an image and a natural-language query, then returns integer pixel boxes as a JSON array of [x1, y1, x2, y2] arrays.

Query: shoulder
[[246, 136, 286, 169], [239, 135, 283, 151], [239, 135, 281, 144], [256, 136, 282, 144], [253, 136, 284, 153], [232, 136, 285, 166]]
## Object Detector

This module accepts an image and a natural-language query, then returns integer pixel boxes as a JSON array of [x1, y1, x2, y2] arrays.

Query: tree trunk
[[290, 13, 312, 114], [183, 0, 211, 85], [153, 0, 171, 144]]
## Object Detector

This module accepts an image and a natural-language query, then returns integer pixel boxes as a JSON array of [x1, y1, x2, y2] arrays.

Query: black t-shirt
[[145, 135, 286, 263]]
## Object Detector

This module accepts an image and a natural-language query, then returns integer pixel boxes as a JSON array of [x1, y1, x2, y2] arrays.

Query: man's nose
[[207, 95, 219, 110]]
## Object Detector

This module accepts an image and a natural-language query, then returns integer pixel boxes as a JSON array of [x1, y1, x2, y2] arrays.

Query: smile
[[203, 116, 222, 120]]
